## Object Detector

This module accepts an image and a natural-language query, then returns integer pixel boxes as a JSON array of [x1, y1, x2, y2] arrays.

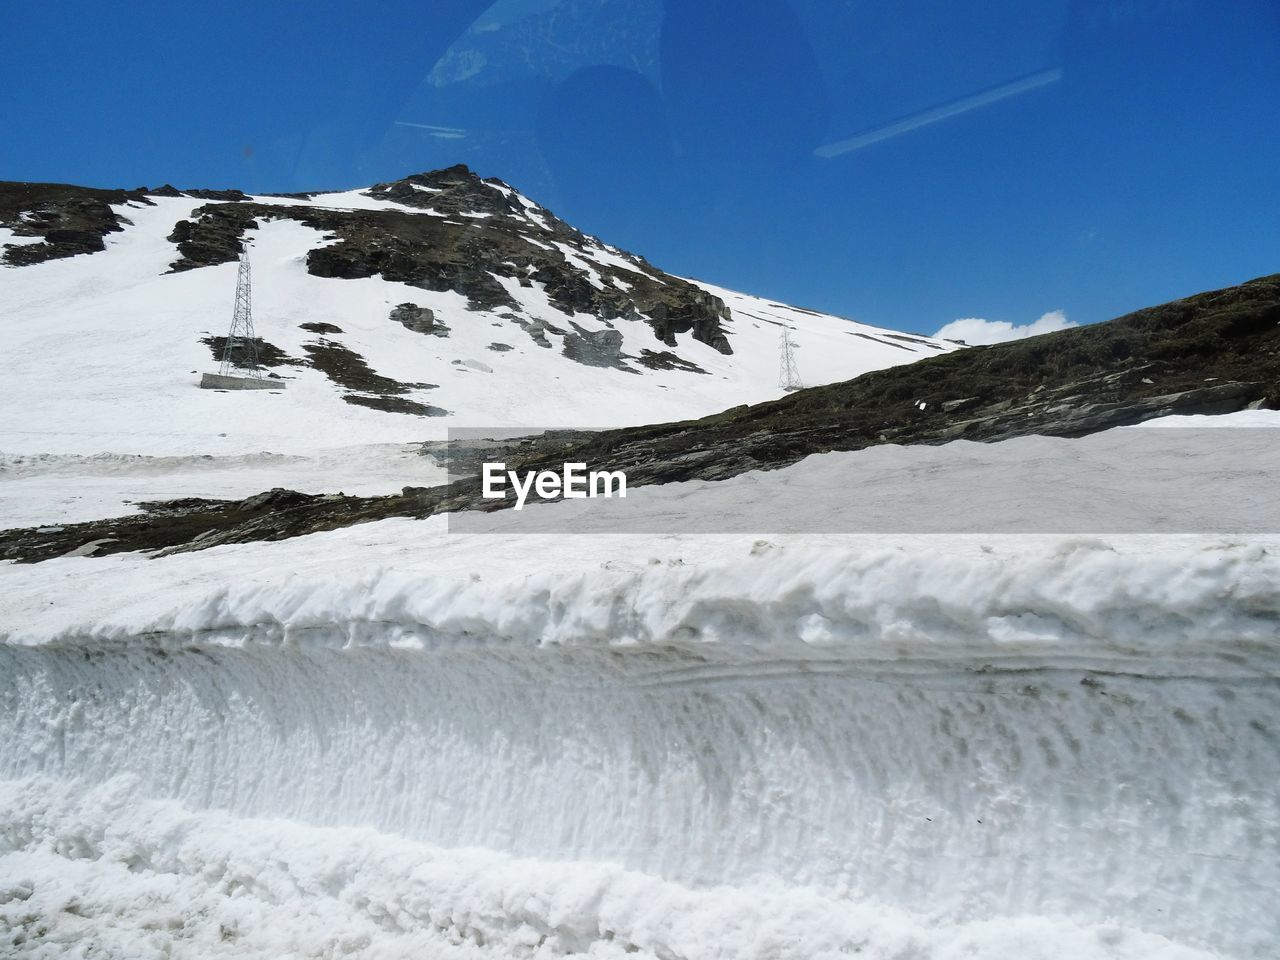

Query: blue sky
[[3, 0, 1277, 335]]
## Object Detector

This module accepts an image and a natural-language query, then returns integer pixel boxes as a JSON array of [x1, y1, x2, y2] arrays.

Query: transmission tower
[[219, 252, 262, 377], [779, 328, 803, 392]]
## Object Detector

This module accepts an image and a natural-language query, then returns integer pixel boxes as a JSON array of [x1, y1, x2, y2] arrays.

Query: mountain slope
[[3, 272, 1276, 560], [482, 271, 1280, 486], [0, 167, 954, 458]]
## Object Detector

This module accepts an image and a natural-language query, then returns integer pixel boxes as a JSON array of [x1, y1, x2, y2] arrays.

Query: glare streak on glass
[[815, 67, 1063, 158]]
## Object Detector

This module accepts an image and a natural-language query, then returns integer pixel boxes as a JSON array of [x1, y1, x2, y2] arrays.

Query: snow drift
[[3, 521, 1278, 959]]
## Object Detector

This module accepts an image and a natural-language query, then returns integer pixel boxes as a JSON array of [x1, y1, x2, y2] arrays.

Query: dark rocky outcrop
[[343, 395, 447, 417], [167, 206, 257, 271], [183, 188, 251, 202], [201, 336, 300, 368], [300, 339, 433, 396], [510, 315, 565, 349], [634, 350, 710, 374], [561, 323, 628, 369], [390, 303, 449, 337], [0, 488, 434, 563], [161, 165, 733, 360], [0, 181, 153, 266], [4, 273, 1277, 562]]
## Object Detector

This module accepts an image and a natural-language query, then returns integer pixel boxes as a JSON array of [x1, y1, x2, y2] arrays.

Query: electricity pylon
[[219, 252, 262, 376], [198, 249, 284, 390], [779, 328, 803, 392]]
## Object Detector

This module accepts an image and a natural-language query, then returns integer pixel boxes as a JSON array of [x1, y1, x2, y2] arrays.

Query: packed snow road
[[2, 524, 1278, 959]]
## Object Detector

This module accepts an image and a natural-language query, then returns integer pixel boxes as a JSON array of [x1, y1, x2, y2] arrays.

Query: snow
[[578, 241, 652, 278], [0, 776, 1222, 960], [3, 431, 1279, 957], [553, 241, 608, 289], [0, 226, 44, 248], [523, 209, 553, 230], [246, 189, 444, 215], [1129, 409, 1280, 428]]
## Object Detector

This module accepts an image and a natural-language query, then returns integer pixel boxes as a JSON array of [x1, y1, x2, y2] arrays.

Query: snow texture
[[3, 477, 1279, 957]]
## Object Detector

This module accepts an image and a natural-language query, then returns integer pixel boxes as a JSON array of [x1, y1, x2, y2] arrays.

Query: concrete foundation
[[199, 372, 286, 391]]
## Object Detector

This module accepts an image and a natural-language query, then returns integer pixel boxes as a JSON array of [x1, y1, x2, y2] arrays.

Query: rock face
[[160, 165, 734, 357], [0, 182, 153, 266], [167, 209, 256, 269], [561, 324, 627, 368], [4, 273, 1277, 562], [390, 303, 448, 337]]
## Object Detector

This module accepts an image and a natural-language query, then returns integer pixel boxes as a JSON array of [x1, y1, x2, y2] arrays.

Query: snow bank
[[0, 775, 1220, 960], [3, 526, 1279, 958], [3, 522, 1278, 666]]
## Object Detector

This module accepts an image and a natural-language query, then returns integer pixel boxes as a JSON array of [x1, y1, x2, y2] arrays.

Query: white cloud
[[934, 310, 1076, 346]]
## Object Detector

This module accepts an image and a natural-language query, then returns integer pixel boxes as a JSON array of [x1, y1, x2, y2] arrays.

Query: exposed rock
[[510, 316, 564, 349], [364, 164, 532, 219], [201, 335, 301, 369], [168, 207, 256, 272], [342, 395, 448, 417], [184, 188, 251, 202], [634, 349, 710, 375], [390, 302, 448, 337], [0, 181, 152, 266], [301, 339, 431, 395], [851, 331, 915, 352], [561, 323, 628, 369], [487, 342, 513, 352], [299, 322, 343, 335], [1, 487, 436, 563]]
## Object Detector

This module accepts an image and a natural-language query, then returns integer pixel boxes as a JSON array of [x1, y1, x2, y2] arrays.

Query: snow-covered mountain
[[1, 166, 955, 459]]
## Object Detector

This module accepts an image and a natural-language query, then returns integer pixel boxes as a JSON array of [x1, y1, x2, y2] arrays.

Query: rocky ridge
[[162, 165, 734, 358], [3, 167, 735, 375]]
